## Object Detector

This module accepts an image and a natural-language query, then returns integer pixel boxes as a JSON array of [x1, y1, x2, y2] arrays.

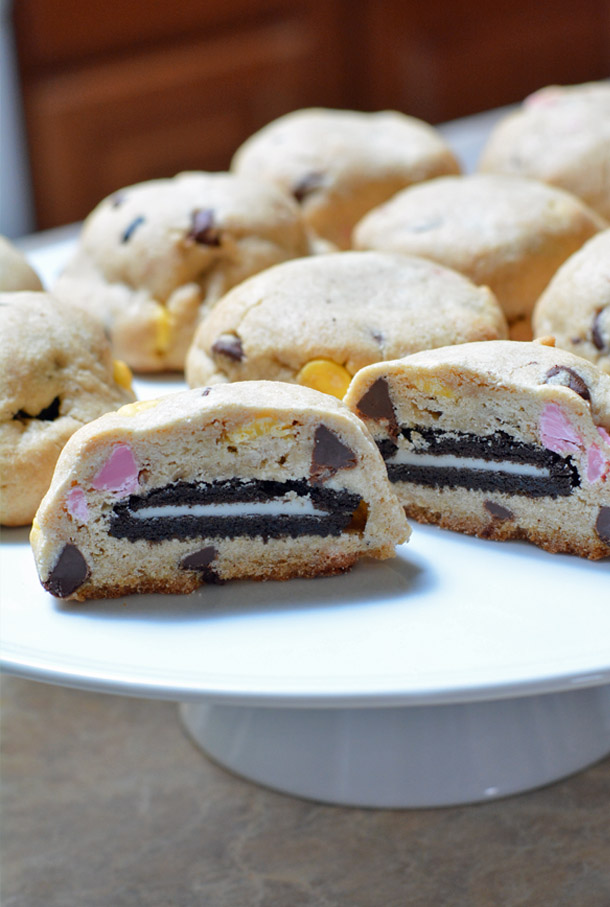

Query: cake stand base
[[180, 684, 610, 808]]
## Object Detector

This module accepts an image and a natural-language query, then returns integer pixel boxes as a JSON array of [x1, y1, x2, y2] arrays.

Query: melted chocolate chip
[[13, 396, 61, 423], [188, 208, 221, 246], [292, 171, 325, 204], [484, 500, 515, 521], [543, 366, 590, 401], [310, 425, 358, 483], [121, 216, 145, 243], [356, 377, 399, 439], [43, 544, 89, 598], [592, 307, 609, 352], [180, 546, 223, 583], [595, 506, 610, 546], [212, 334, 244, 361]]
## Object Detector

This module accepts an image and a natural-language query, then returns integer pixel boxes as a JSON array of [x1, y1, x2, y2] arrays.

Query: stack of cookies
[[3, 84, 609, 600]]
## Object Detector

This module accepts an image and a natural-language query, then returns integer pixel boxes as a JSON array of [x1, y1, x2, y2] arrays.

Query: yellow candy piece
[[112, 359, 133, 391], [296, 359, 352, 399], [30, 517, 41, 547], [223, 411, 294, 446], [413, 375, 457, 400], [117, 399, 160, 417], [154, 306, 173, 354]]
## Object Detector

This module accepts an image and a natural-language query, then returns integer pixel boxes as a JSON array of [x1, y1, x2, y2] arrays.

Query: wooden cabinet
[[13, 0, 610, 230]]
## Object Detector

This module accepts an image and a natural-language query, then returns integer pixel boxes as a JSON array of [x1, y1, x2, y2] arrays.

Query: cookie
[[353, 173, 605, 337], [0, 235, 43, 292], [231, 108, 460, 250], [478, 81, 610, 222], [0, 292, 136, 526], [52, 172, 311, 373], [185, 251, 508, 394], [343, 339, 610, 559], [30, 382, 410, 600], [533, 229, 610, 374]]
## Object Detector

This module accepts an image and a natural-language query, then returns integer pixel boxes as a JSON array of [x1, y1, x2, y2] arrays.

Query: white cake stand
[[3, 520, 610, 808], [5, 108, 609, 808]]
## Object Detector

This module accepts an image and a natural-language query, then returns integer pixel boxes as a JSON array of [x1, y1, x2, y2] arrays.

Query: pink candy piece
[[598, 426, 610, 447], [92, 444, 139, 495], [66, 486, 89, 523], [587, 445, 606, 484], [539, 404, 582, 455]]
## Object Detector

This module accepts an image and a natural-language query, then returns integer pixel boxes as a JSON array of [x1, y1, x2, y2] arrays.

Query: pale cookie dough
[[478, 81, 610, 222], [533, 229, 610, 374], [353, 173, 605, 337], [231, 108, 460, 250], [53, 172, 311, 373], [185, 251, 508, 394], [30, 382, 410, 600], [0, 235, 43, 292], [1, 292, 135, 526], [344, 339, 610, 559]]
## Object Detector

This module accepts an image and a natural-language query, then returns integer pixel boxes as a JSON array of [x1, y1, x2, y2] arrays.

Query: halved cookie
[[31, 382, 410, 600], [344, 339, 610, 559]]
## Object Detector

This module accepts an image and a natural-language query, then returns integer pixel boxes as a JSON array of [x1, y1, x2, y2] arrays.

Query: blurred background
[[1, 0, 609, 237]]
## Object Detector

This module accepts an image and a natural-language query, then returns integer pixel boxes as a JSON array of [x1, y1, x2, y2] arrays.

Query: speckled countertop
[[2, 674, 610, 907]]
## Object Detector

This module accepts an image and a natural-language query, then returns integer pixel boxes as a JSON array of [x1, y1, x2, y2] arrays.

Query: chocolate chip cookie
[[533, 229, 610, 374], [478, 81, 610, 222], [231, 108, 460, 250], [344, 338, 610, 559], [0, 235, 43, 292], [185, 251, 508, 394], [31, 382, 410, 599], [1, 292, 135, 526], [353, 173, 605, 338], [53, 172, 311, 373]]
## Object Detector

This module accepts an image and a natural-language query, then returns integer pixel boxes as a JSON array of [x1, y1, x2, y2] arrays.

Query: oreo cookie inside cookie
[[379, 427, 580, 497], [109, 478, 363, 542]]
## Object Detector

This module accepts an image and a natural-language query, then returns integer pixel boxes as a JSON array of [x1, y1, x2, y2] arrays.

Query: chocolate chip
[[592, 307, 609, 352], [13, 396, 61, 423], [180, 546, 223, 583], [43, 544, 89, 598], [311, 424, 358, 483], [188, 208, 221, 246], [121, 216, 145, 243], [595, 506, 610, 546], [356, 377, 399, 439], [543, 366, 591, 401], [212, 334, 244, 361], [484, 500, 515, 521], [292, 171, 325, 204]]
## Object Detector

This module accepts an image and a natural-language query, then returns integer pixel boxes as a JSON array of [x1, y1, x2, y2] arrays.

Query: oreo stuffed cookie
[[533, 229, 610, 374], [1, 292, 135, 526], [0, 235, 43, 292], [343, 339, 610, 559], [53, 172, 310, 373], [231, 107, 460, 250], [185, 251, 507, 394], [353, 173, 605, 339], [31, 382, 410, 600], [478, 81, 610, 222]]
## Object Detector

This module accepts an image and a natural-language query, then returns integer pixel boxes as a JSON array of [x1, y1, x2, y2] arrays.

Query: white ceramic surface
[[3, 115, 609, 808]]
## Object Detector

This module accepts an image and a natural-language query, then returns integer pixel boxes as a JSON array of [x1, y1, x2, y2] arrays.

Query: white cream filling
[[129, 496, 328, 519], [388, 450, 550, 477]]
